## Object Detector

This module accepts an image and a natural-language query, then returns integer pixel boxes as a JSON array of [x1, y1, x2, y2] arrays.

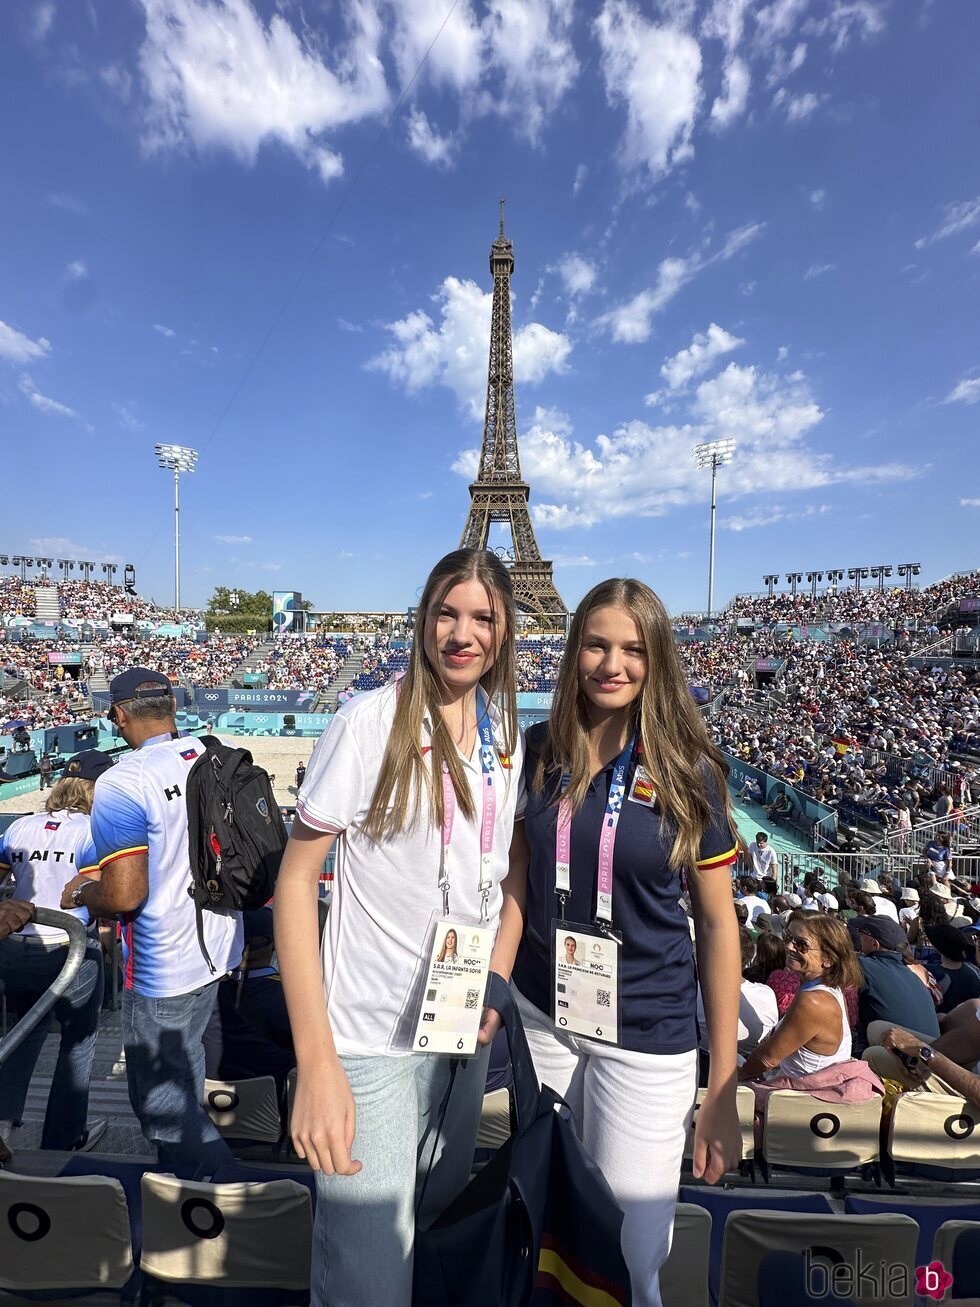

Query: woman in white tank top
[[738, 912, 860, 1084]]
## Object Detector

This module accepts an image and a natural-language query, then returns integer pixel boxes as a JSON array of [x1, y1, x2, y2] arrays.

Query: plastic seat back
[[719, 1210, 918, 1307], [685, 1085, 756, 1163], [886, 1093, 980, 1181], [0, 1171, 133, 1293], [204, 1075, 283, 1145], [762, 1090, 881, 1172], [139, 1171, 312, 1291], [660, 1202, 710, 1307]]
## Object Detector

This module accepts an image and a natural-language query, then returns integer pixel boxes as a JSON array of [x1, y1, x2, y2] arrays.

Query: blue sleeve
[[696, 763, 739, 871], [77, 832, 100, 876], [0, 830, 8, 870], [91, 776, 150, 867]]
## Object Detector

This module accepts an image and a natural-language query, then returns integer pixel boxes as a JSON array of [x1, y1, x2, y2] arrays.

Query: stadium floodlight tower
[[806, 570, 823, 600], [155, 443, 198, 612], [826, 568, 845, 592], [57, 559, 75, 582], [870, 564, 893, 592], [897, 562, 921, 591], [763, 573, 780, 597], [786, 572, 803, 597], [36, 556, 53, 580], [102, 563, 118, 585], [848, 566, 870, 591], [693, 438, 736, 616], [79, 561, 95, 582]]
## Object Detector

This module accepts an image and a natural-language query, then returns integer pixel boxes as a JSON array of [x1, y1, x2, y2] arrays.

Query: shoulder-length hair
[[533, 577, 734, 872], [45, 776, 95, 816], [793, 910, 862, 991], [361, 549, 517, 842]]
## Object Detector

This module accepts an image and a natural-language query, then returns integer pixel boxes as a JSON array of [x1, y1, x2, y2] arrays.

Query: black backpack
[[185, 736, 288, 973]]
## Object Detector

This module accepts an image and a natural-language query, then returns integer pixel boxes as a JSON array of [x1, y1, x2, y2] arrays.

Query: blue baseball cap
[[63, 750, 115, 782], [108, 668, 173, 711]]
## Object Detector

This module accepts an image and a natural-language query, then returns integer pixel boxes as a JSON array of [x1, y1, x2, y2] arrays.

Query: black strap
[[486, 973, 543, 1137], [194, 902, 217, 975]]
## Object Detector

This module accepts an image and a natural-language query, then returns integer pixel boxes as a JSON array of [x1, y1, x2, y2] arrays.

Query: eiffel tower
[[459, 202, 567, 624]]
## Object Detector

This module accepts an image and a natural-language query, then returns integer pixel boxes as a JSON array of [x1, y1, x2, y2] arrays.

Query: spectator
[[38, 752, 53, 790], [60, 668, 243, 1179], [697, 927, 778, 1060], [747, 831, 778, 881], [296, 759, 306, 791], [921, 923, 980, 1014], [739, 913, 861, 1086], [736, 876, 770, 924], [858, 878, 900, 922], [0, 751, 113, 1159], [203, 907, 295, 1094], [852, 916, 940, 1054]]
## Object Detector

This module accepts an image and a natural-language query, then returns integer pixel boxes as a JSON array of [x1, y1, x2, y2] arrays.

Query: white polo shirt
[[748, 841, 778, 879], [90, 734, 243, 997], [296, 683, 525, 1056], [0, 810, 99, 940]]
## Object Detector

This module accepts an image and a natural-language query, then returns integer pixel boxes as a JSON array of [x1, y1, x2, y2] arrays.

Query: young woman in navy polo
[[497, 578, 742, 1307]]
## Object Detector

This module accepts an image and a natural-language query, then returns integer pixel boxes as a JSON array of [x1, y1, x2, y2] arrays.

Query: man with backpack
[[59, 668, 274, 1178]]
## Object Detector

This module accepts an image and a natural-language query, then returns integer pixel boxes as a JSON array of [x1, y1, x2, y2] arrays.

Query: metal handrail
[[0, 908, 88, 1066]]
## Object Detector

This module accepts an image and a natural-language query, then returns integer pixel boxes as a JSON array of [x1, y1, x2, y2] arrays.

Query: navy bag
[[413, 974, 632, 1307]]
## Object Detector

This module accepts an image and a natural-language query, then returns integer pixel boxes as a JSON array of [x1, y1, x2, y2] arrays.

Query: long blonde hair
[[362, 549, 518, 841], [534, 578, 734, 872], [45, 776, 95, 816]]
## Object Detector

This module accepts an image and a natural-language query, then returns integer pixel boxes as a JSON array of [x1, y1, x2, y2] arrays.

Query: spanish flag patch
[[497, 752, 513, 769], [627, 767, 656, 806]]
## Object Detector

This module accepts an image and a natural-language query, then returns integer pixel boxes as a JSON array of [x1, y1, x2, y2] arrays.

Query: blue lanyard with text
[[439, 698, 497, 922]]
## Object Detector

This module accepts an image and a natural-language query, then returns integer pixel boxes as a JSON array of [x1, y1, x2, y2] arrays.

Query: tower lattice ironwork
[[459, 202, 567, 623]]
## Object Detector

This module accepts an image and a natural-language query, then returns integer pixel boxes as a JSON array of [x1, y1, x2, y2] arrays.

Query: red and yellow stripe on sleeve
[[695, 845, 738, 871], [98, 845, 149, 870]]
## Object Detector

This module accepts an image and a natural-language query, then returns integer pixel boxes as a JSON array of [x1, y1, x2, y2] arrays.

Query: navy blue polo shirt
[[512, 725, 738, 1055]]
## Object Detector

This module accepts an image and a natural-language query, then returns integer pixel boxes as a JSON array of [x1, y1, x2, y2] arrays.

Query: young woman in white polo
[[275, 549, 524, 1307], [496, 578, 742, 1307]]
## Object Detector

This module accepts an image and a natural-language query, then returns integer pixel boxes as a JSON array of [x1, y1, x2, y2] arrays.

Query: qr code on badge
[[597, 989, 611, 1009], [465, 989, 480, 1010]]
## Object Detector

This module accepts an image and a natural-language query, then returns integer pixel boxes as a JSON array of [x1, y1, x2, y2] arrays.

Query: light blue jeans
[[311, 1043, 491, 1307]]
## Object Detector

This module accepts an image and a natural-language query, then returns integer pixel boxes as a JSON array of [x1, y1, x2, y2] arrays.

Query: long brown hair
[[533, 577, 734, 872], [362, 549, 518, 841], [791, 910, 862, 991]]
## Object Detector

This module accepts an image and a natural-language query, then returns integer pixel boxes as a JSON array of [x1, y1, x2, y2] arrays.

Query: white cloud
[[660, 323, 745, 390], [32, 2, 55, 40], [973, 240, 980, 256], [765, 41, 807, 87], [386, 0, 483, 94], [137, 0, 388, 184], [946, 376, 980, 406], [452, 361, 920, 531], [702, 0, 752, 52], [709, 55, 750, 129], [805, 1, 886, 54], [153, 322, 175, 338], [961, 499, 980, 508], [482, 0, 579, 143], [777, 344, 789, 361], [804, 262, 837, 279], [598, 221, 763, 344], [915, 197, 980, 250], [214, 534, 253, 544], [19, 373, 83, 423], [405, 107, 454, 166], [552, 553, 598, 568], [555, 254, 597, 297], [810, 187, 825, 208], [573, 163, 588, 195], [368, 276, 571, 419], [337, 317, 363, 333], [772, 87, 822, 121], [723, 502, 830, 531], [47, 193, 87, 215], [66, 258, 88, 280], [0, 320, 51, 365], [29, 537, 123, 564], [112, 402, 145, 431], [595, 0, 702, 183]]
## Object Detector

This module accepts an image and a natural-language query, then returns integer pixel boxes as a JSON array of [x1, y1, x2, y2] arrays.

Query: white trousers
[[515, 986, 697, 1307]]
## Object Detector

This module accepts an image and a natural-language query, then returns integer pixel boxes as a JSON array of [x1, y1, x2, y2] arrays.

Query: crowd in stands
[[723, 568, 980, 628], [706, 856, 980, 1108], [515, 636, 563, 692], [253, 636, 348, 690], [0, 576, 36, 622], [57, 580, 181, 624]]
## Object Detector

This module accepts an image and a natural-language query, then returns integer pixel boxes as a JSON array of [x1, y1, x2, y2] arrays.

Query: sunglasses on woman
[[785, 934, 813, 954]]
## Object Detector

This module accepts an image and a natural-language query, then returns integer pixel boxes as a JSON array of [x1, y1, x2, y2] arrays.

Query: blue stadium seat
[[844, 1194, 980, 1270], [678, 1186, 833, 1305]]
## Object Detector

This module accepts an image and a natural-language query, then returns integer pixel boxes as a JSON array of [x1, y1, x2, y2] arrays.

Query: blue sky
[[1, 0, 977, 615]]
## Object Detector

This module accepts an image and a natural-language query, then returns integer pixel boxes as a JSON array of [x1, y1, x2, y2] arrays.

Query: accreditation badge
[[411, 913, 495, 1056], [551, 920, 621, 1046]]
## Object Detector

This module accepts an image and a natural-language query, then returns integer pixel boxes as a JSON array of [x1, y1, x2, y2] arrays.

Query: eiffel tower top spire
[[458, 205, 566, 623]]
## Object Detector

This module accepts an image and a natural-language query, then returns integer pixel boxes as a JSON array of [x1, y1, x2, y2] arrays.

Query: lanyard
[[555, 735, 635, 926], [439, 701, 497, 923]]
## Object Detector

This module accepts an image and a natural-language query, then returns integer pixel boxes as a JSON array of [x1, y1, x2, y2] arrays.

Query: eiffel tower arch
[[459, 203, 567, 626]]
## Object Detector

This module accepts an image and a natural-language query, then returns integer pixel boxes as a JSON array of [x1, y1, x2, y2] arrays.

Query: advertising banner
[[193, 687, 318, 712], [217, 711, 334, 738], [273, 591, 303, 636], [959, 598, 980, 614], [754, 658, 785, 672], [48, 651, 82, 665]]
